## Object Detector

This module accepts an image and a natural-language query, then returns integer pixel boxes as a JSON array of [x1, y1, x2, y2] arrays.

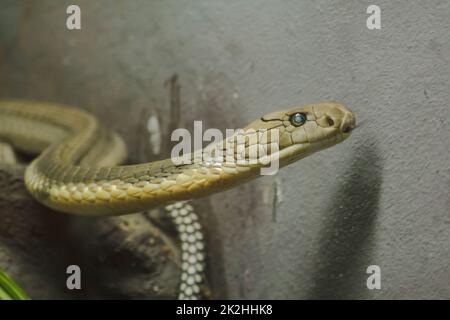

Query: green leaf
[[0, 270, 29, 300]]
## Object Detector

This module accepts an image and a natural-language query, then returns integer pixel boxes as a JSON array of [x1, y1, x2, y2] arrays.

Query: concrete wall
[[0, 0, 448, 299]]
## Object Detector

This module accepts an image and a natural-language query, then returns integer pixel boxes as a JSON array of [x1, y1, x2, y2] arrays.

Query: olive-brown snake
[[0, 100, 355, 299]]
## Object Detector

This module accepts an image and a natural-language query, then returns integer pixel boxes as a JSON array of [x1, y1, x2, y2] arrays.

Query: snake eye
[[289, 112, 307, 127]]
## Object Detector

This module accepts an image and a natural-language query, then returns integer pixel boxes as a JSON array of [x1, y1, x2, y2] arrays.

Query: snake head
[[244, 102, 355, 167]]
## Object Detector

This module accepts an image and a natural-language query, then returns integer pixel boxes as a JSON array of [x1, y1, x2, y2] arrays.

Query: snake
[[0, 99, 355, 299]]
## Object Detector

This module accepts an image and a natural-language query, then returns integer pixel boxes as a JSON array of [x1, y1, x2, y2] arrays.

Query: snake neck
[[24, 130, 275, 216], [1, 100, 277, 216]]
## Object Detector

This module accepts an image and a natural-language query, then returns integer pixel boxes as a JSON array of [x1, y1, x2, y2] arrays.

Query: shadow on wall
[[307, 139, 383, 299]]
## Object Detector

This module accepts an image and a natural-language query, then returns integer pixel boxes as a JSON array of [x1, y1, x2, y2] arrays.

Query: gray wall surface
[[0, 0, 449, 299]]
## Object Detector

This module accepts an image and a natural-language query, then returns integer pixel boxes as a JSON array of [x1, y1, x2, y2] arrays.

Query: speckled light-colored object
[[166, 202, 205, 300]]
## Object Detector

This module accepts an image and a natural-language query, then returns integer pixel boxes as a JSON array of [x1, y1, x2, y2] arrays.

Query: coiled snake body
[[0, 100, 355, 299]]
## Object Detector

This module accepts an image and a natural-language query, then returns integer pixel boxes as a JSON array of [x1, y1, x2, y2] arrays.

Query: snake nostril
[[341, 124, 352, 133], [341, 120, 356, 133]]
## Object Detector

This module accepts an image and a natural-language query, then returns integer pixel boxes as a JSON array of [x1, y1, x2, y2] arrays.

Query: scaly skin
[[0, 100, 355, 299], [0, 100, 355, 216]]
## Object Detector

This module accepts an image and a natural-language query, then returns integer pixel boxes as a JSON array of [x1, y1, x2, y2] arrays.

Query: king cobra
[[0, 100, 355, 299]]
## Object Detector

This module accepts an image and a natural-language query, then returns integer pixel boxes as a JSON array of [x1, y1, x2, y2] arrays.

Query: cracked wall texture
[[0, 0, 449, 299]]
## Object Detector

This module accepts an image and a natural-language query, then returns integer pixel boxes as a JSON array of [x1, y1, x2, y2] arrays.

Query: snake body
[[0, 99, 355, 299]]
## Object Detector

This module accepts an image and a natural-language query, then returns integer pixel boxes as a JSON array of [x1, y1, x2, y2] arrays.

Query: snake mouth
[[341, 132, 352, 141], [277, 130, 348, 167]]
